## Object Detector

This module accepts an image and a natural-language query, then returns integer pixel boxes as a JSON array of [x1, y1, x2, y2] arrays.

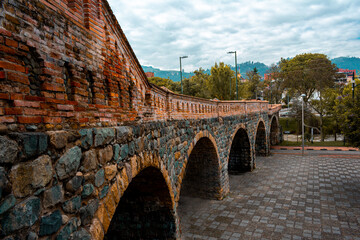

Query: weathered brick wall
[[0, 0, 277, 130]]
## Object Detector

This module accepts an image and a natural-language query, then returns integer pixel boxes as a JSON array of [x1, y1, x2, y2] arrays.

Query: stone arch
[[270, 115, 279, 146], [89, 152, 177, 240], [228, 125, 252, 174], [176, 131, 223, 201], [255, 119, 268, 156]]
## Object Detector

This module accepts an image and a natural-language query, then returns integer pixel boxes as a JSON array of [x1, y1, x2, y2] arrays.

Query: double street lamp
[[179, 56, 188, 94], [227, 51, 238, 100]]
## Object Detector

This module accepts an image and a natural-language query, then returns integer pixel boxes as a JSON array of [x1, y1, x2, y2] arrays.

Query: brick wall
[[0, 0, 279, 133]]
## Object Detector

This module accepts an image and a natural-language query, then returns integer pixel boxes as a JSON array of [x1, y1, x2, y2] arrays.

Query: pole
[[287, 94, 289, 109], [179, 57, 183, 94], [302, 95, 305, 156], [229, 68, 232, 100], [235, 51, 238, 100], [352, 72, 355, 105]]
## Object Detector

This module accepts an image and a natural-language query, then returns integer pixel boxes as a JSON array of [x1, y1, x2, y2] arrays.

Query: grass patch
[[279, 117, 298, 133], [279, 141, 347, 147]]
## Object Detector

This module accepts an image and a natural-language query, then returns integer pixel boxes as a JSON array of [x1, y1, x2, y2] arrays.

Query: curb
[[271, 146, 359, 152]]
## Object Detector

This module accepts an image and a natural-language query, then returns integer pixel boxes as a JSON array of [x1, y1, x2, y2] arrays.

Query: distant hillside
[[142, 57, 360, 82], [234, 61, 269, 77], [331, 57, 360, 72], [142, 66, 194, 82], [142, 61, 269, 82]]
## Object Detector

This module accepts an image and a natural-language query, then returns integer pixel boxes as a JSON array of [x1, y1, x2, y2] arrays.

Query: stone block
[[48, 131, 68, 149], [10, 155, 53, 198], [82, 149, 98, 172], [81, 183, 94, 198], [43, 185, 63, 208], [1, 197, 41, 234], [129, 141, 135, 156], [27, 232, 38, 240], [116, 126, 132, 143], [0, 135, 18, 164], [95, 169, 105, 187], [39, 210, 62, 236], [79, 129, 93, 149], [12, 132, 48, 158], [56, 217, 80, 240], [80, 199, 99, 226], [0, 194, 16, 215], [56, 146, 81, 180], [113, 144, 120, 162], [119, 144, 129, 162], [94, 128, 115, 147], [62, 196, 81, 213], [66, 175, 83, 193], [0, 167, 9, 199], [104, 164, 117, 181], [70, 228, 91, 240], [100, 185, 109, 199], [89, 218, 104, 240], [98, 145, 113, 165]]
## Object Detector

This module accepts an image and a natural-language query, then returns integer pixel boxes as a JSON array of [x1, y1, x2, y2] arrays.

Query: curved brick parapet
[[0, 0, 278, 130], [0, 0, 281, 239]]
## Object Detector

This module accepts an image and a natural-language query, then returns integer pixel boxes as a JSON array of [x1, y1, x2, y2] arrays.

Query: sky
[[108, 0, 360, 72]]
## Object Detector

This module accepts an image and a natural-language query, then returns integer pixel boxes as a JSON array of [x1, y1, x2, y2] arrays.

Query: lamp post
[[179, 56, 188, 94], [227, 51, 238, 100], [351, 72, 359, 105], [301, 93, 306, 156]]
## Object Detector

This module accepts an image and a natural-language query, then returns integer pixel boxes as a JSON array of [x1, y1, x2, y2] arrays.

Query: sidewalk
[[271, 145, 359, 151]]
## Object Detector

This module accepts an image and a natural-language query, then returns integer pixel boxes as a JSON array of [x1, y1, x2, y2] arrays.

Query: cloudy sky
[[108, 0, 360, 72]]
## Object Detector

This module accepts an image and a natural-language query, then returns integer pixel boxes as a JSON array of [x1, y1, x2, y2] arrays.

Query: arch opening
[[270, 116, 279, 146], [105, 167, 176, 240], [228, 128, 252, 174], [255, 121, 267, 156], [180, 137, 221, 199]]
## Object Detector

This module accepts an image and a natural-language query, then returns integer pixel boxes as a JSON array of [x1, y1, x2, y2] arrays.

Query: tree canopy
[[208, 62, 235, 100], [280, 53, 338, 102]]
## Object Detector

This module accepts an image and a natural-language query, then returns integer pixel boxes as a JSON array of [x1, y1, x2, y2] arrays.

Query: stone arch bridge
[[0, 0, 281, 239]]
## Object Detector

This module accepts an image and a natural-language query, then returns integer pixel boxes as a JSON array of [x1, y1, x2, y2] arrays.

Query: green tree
[[208, 62, 235, 100], [245, 67, 262, 99], [148, 77, 180, 93], [183, 68, 211, 98], [238, 81, 253, 99], [335, 80, 360, 147], [264, 63, 283, 104], [280, 53, 338, 102], [310, 87, 343, 141]]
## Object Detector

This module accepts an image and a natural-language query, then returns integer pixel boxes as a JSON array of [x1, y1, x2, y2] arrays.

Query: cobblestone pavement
[[178, 151, 360, 239]]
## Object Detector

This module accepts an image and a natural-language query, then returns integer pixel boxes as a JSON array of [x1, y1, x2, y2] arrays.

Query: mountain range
[[142, 57, 360, 82]]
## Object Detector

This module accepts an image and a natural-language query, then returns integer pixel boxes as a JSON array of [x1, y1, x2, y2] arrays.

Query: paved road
[[178, 150, 360, 239]]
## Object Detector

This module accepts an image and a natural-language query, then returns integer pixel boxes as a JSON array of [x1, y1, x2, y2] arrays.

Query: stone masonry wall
[[0, 112, 277, 239]]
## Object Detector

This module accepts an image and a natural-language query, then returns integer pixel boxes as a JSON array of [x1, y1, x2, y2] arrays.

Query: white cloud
[[108, 0, 360, 71]]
